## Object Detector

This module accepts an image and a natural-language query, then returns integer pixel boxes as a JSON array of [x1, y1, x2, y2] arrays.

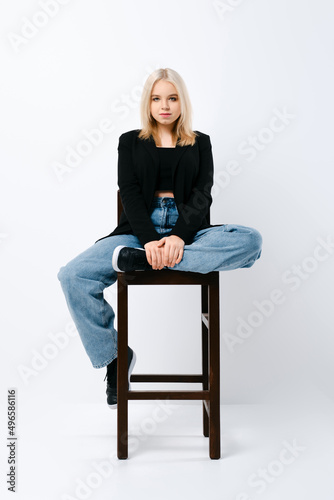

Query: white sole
[[112, 245, 145, 273], [112, 245, 125, 272], [108, 350, 137, 410]]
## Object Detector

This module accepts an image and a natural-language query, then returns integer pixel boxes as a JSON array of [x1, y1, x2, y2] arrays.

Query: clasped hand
[[144, 235, 184, 270]]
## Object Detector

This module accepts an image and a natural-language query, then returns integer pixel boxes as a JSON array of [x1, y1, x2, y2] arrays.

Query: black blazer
[[95, 129, 218, 247]]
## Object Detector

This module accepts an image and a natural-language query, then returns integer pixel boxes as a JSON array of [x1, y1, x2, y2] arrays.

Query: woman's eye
[[152, 97, 177, 101]]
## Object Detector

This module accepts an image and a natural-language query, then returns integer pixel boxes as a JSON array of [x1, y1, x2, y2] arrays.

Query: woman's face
[[150, 80, 181, 128]]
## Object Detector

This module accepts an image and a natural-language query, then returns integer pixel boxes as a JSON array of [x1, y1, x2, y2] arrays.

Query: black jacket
[[95, 129, 217, 247]]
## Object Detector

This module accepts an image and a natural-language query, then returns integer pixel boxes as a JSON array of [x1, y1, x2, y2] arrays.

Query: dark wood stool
[[116, 190, 220, 459]]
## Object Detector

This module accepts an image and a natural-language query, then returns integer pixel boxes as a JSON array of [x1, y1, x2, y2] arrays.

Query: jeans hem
[[93, 352, 118, 369]]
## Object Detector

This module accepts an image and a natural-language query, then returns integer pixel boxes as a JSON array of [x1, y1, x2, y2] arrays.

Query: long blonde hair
[[138, 68, 198, 147]]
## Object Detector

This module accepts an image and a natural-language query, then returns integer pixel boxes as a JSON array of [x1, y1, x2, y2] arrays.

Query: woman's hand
[[158, 235, 184, 268], [144, 235, 185, 270], [144, 240, 165, 270]]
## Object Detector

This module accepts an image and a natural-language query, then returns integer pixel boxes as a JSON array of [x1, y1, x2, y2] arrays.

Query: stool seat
[[116, 191, 221, 459]]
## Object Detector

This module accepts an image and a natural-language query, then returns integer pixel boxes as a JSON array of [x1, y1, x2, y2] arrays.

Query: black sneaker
[[112, 246, 153, 272], [104, 346, 137, 409]]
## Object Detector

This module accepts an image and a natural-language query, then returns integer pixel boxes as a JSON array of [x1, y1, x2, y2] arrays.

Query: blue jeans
[[57, 197, 262, 368]]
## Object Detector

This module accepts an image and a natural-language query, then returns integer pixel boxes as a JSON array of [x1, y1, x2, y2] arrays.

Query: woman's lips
[[160, 114, 171, 116]]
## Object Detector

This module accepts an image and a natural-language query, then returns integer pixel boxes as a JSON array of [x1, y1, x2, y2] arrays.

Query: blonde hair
[[138, 68, 198, 147]]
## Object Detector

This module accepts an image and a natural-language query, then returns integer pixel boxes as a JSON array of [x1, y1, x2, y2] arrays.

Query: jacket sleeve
[[117, 134, 160, 247], [169, 134, 214, 245]]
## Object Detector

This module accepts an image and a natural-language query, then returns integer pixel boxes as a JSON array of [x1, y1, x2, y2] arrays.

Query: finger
[[170, 247, 179, 267], [164, 244, 173, 266], [158, 248, 165, 269], [155, 248, 163, 270], [151, 249, 158, 269], [163, 245, 169, 266], [166, 246, 175, 266], [154, 249, 160, 269], [157, 238, 166, 247], [175, 248, 184, 264], [165, 246, 175, 267], [146, 249, 152, 266]]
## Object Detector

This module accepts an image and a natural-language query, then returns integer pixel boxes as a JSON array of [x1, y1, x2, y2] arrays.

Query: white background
[[1, 0, 334, 498]]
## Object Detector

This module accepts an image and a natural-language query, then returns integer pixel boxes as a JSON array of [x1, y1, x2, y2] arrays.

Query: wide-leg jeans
[[57, 197, 262, 368]]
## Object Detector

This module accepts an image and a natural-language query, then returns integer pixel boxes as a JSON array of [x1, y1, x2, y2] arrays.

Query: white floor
[[4, 389, 334, 500]]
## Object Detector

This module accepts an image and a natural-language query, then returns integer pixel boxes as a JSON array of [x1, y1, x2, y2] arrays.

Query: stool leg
[[117, 274, 129, 459], [201, 284, 209, 437], [208, 275, 221, 459]]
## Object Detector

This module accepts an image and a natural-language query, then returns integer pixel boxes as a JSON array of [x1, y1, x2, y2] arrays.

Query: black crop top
[[155, 147, 177, 190]]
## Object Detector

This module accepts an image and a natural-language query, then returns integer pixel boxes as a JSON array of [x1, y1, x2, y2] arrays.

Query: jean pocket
[[167, 212, 179, 228], [150, 207, 162, 226]]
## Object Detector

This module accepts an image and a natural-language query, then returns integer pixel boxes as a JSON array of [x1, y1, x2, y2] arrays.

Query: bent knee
[[57, 262, 78, 284], [57, 265, 68, 283], [248, 227, 263, 253]]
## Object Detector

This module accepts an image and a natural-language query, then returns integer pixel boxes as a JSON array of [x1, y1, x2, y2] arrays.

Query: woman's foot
[[104, 346, 137, 409], [112, 246, 153, 272]]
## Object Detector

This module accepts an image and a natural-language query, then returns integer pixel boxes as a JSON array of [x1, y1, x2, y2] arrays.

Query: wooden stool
[[116, 190, 220, 459]]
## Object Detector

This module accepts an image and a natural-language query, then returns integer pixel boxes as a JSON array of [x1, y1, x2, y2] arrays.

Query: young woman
[[57, 68, 262, 409]]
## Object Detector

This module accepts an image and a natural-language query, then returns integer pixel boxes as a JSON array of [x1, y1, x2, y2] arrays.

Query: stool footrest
[[130, 374, 204, 383], [127, 390, 210, 400]]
